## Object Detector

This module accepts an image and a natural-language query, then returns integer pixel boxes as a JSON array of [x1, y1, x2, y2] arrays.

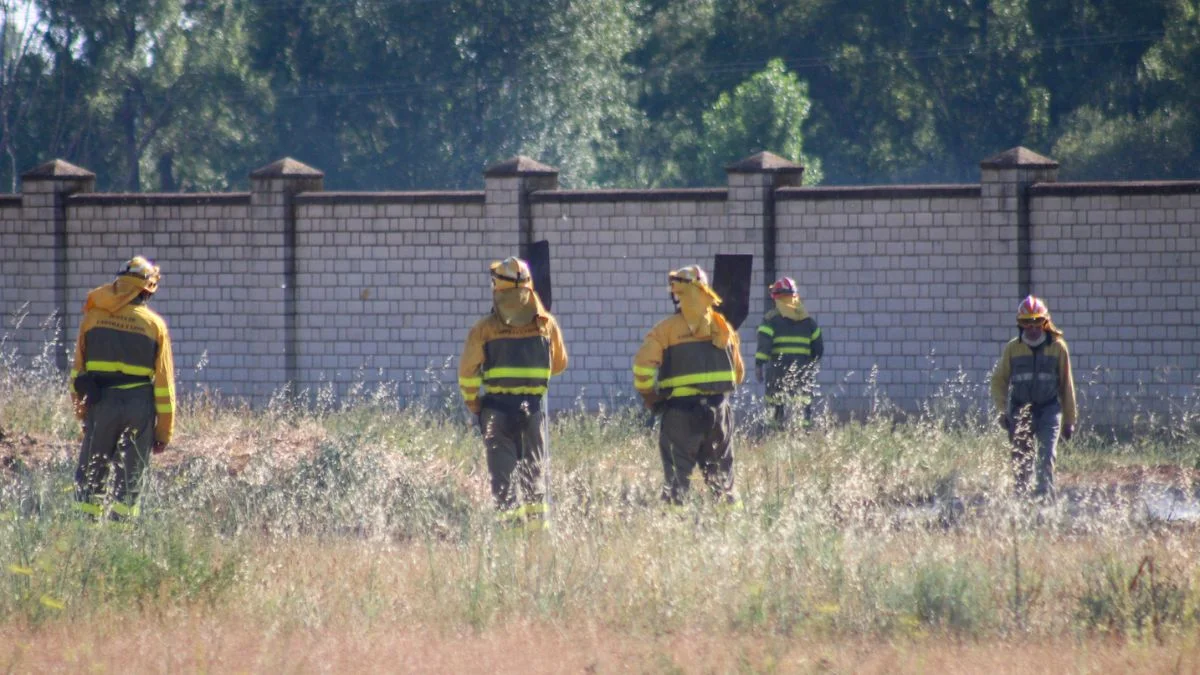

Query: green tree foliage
[[249, 0, 642, 189], [1052, 0, 1200, 179], [0, 1, 50, 191], [2, 0, 1199, 191], [692, 58, 822, 185], [633, 0, 1199, 184], [37, 0, 268, 190]]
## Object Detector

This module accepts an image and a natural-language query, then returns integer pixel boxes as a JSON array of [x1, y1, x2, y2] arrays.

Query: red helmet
[[769, 277, 798, 298], [1017, 295, 1049, 321]]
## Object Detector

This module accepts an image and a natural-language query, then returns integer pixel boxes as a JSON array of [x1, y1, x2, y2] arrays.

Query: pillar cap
[[20, 159, 95, 180], [725, 151, 804, 175], [484, 156, 558, 177], [980, 147, 1058, 170], [250, 157, 324, 179]]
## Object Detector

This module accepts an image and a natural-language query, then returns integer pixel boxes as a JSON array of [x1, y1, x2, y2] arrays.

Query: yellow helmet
[[668, 264, 709, 287], [489, 256, 533, 290], [119, 256, 161, 294], [668, 265, 721, 305]]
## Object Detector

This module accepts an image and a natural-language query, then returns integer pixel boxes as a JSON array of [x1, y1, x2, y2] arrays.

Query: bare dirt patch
[[2, 614, 1197, 674], [1060, 464, 1200, 489]]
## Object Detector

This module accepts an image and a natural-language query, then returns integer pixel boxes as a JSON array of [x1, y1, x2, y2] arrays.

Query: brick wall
[[775, 185, 988, 417], [0, 198, 51, 369], [1, 150, 1198, 428], [292, 192, 493, 401], [530, 188, 757, 409], [1030, 183, 1200, 425], [61, 194, 273, 399]]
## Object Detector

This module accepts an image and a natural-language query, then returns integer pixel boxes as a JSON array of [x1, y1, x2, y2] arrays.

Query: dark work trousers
[[480, 396, 548, 513], [1009, 399, 1062, 499], [75, 386, 156, 511], [659, 395, 736, 505], [767, 361, 816, 427]]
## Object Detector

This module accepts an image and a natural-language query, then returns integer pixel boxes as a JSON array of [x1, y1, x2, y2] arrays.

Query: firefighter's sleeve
[[1058, 340, 1077, 426], [69, 318, 89, 420], [729, 331, 745, 386], [811, 322, 824, 360], [990, 343, 1013, 416], [633, 324, 666, 406], [755, 318, 773, 363], [547, 317, 568, 376], [458, 322, 486, 415], [153, 319, 176, 444]]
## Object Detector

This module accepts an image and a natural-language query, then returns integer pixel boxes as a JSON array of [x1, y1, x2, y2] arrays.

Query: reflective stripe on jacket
[[633, 313, 744, 399], [990, 335, 1077, 425], [458, 310, 567, 414], [71, 301, 176, 443]]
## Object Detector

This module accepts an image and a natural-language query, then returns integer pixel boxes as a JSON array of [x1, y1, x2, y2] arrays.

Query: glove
[[641, 392, 663, 413], [1062, 423, 1074, 441], [997, 413, 1011, 432], [755, 364, 765, 384]]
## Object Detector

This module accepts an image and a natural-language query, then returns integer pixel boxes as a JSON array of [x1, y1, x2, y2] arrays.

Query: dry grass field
[[3, 354, 1199, 673]]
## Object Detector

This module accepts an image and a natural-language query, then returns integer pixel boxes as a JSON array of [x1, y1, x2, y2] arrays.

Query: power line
[[255, 29, 1167, 104]]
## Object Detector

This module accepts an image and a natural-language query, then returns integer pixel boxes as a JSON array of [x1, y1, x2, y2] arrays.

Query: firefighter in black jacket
[[755, 277, 823, 427]]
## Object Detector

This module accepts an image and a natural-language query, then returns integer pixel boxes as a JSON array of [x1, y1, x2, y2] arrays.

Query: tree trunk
[[158, 153, 176, 192]]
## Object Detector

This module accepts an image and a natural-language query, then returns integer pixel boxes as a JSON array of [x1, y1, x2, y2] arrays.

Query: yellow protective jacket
[[990, 334, 1077, 425], [633, 312, 744, 403], [70, 292, 176, 444], [458, 309, 568, 414]]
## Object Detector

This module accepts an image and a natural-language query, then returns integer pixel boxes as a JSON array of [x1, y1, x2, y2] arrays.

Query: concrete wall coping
[[295, 191, 485, 205], [484, 156, 558, 177], [776, 184, 981, 201], [530, 188, 727, 203], [1030, 181, 1200, 196], [20, 159, 96, 180], [67, 193, 252, 207]]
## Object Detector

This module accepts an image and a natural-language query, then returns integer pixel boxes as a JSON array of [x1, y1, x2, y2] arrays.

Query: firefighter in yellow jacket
[[70, 256, 176, 519], [459, 257, 567, 527], [634, 265, 745, 505], [990, 295, 1077, 499]]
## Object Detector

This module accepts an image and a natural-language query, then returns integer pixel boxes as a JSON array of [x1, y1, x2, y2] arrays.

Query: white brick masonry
[[777, 189, 986, 418], [2, 155, 1198, 428], [293, 196, 497, 402], [1031, 187, 1200, 424], [60, 196, 262, 400], [531, 192, 756, 410]]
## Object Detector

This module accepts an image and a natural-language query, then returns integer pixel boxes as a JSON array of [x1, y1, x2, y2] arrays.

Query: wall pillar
[[979, 147, 1059, 342], [249, 158, 324, 401], [725, 151, 804, 321], [17, 160, 96, 370], [483, 156, 558, 259]]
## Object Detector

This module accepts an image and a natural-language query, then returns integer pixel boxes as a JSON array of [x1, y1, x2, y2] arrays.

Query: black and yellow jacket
[[633, 312, 744, 403], [70, 290, 176, 444], [755, 309, 823, 367], [990, 335, 1077, 425], [458, 309, 568, 415]]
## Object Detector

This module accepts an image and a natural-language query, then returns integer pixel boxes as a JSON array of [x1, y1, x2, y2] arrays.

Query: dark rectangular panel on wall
[[527, 240, 552, 311], [712, 254, 753, 329]]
